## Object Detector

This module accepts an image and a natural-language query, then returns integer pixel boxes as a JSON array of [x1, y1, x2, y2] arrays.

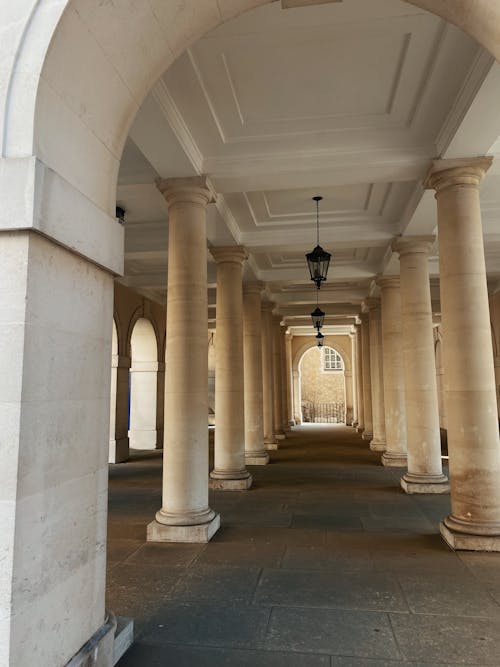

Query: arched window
[[323, 347, 344, 372]]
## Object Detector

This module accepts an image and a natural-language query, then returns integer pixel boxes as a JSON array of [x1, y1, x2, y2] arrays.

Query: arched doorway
[[109, 319, 118, 460], [129, 318, 159, 450], [299, 346, 346, 424]]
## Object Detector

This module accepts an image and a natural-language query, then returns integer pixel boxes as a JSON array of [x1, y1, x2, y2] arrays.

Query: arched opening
[[299, 345, 346, 424], [129, 318, 159, 450], [108, 319, 119, 462]]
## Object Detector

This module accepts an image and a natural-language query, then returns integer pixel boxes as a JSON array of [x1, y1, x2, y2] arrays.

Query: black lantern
[[316, 331, 324, 347], [311, 306, 325, 330], [306, 196, 331, 288]]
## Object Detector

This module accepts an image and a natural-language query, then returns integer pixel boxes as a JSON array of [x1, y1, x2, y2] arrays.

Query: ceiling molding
[[152, 79, 204, 173], [214, 194, 243, 243], [435, 48, 494, 156]]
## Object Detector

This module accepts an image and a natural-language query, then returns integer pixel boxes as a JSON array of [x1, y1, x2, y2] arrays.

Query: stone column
[[292, 369, 301, 424], [109, 355, 130, 463], [377, 277, 408, 467], [393, 238, 449, 493], [360, 313, 373, 440], [272, 315, 286, 439], [285, 332, 295, 425], [345, 370, 354, 425], [350, 333, 358, 427], [355, 323, 364, 432], [156, 360, 165, 450], [365, 299, 386, 451], [243, 282, 269, 465], [262, 301, 279, 448], [426, 157, 500, 550], [280, 326, 290, 431], [148, 176, 219, 543], [209, 246, 252, 490]]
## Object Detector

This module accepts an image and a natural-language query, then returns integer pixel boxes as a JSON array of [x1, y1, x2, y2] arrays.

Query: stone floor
[[107, 425, 500, 666]]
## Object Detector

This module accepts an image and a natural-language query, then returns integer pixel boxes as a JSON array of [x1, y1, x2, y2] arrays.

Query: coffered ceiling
[[116, 0, 500, 328]]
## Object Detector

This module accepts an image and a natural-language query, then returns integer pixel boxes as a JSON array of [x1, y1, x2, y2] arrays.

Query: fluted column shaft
[[210, 247, 252, 490], [148, 176, 219, 543], [243, 283, 269, 465], [360, 314, 373, 440], [355, 324, 364, 432], [262, 302, 278, 448], [427, 157, 500, 550], [378, 277, 407, 467], [394, 238, 449, 493], [365, 299, 386, 451]]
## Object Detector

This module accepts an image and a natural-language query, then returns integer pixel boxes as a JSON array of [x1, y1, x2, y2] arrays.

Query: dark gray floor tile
[[361, 516, 435, 534], [124, 542, 203, 567], [173, 564, 261, 602], [390, 612, 500, 664], [282, 545, 374, 572], [265, 606, 401, 659], [118, 643, 329, 666], [291, 514, 364, 531], [106, 538, 143, 564], [373, 549, 468, 575], [254, 569, 408, 612], [195, 541, 285, 568], [397, 572, 500, 617], [458, 552, 500, 584], [142, 603, 271, 648], [211, 526, 326, 546]]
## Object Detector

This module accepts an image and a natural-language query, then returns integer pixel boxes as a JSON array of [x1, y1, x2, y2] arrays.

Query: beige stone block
[[209, 475, 253, 491], [440, 523, 500, 552]]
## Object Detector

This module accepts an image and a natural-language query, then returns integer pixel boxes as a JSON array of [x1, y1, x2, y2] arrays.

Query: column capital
[[424, 156, 493, 193], [364, 297, 381, 312], [376, 275, 400, 289], [359, 312, 369, 323], [392, 235, 435, 256], [157, 175, 216, 207], [210, 245, 248, 265], [261, 300, 275, 313], [243, 281, 264, 295]]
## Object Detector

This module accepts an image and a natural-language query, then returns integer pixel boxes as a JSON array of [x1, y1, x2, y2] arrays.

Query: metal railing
[[302, 401, 345, 424]]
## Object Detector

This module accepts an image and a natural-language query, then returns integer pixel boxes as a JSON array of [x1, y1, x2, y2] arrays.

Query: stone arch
[[126, 306, 160, 361], [297, 343, 347, 424], [293, 337, 351, 373], [3, 1, 500, 212]]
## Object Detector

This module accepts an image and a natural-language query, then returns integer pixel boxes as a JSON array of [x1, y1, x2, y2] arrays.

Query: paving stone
[[141, 603, 271, 648], [390, 612, 500, 664], [397, 572, 500, 617], [118, 643, 330, 666], [195, 541, 285, 568], [264, 606, 401, 659], [172, 564, 261, 602], [211, 526, 326, 546], [106, 538, 143, 564], [254, 569, 409, 612], [124, 542, 203, 567], [458, 552, 500, 584], [291, 513, 364, 531], [282, 545, 374, 572]]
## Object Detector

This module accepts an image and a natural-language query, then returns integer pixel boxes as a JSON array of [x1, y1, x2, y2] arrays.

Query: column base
[[361, 431, 373, 441], [356, 426, 364, 433], [275, 432, 286, 440], [265, 441, 279, 450], [370, 439, 386, 452], [65, 612, 116, 667], [401, 473, 449, 495], [245, 451, 270, 465], [440, 521, 500, 552], [381, 451, 407, 467], [209, 472, 253, 490], [108, 437, 129, 464], [352, 420, 359, 428], [147, 514, 220, 543]]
